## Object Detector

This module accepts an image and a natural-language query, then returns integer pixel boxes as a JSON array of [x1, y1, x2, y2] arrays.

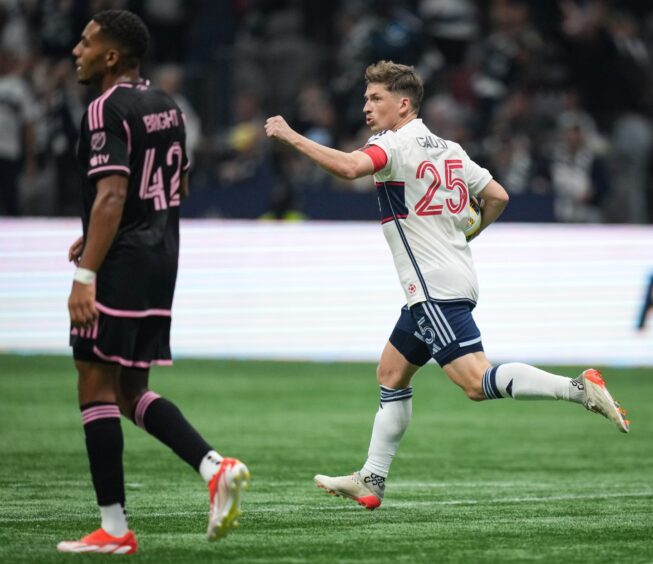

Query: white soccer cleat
[[57, 528, 138, 554], [314, 472, 382, 510], [207, 457, 250, 541], [578, 369, 630, 433]]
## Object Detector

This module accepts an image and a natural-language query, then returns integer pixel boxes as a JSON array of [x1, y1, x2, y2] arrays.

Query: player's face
[[363, 83, 407, 133], [72, 21, 112, 86]]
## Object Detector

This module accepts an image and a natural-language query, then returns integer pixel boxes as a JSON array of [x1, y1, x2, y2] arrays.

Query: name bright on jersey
[[142, 108, 181, 134]]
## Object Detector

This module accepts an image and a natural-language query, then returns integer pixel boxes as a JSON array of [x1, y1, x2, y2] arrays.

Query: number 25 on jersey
[[415, 159, 468, 216]]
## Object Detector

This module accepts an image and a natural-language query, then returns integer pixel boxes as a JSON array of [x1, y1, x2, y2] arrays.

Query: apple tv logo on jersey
[[89, 154, 110, 167]]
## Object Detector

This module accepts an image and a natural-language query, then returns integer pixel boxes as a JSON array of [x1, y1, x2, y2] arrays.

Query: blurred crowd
[[1, 0, 652, 223]]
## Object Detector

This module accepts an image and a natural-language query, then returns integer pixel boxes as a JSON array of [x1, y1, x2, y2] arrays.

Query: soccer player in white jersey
[[265, 60, 629, 510]]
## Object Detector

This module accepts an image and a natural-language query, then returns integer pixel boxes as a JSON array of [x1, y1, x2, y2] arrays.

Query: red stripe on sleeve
[[361, 145, 388, 173]]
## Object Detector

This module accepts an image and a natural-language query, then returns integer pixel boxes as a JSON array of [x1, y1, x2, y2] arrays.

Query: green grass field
[[0, 355, 651, 563]]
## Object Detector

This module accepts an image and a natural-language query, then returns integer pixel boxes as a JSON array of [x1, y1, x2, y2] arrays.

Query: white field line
[[1, 491, 651, 523]]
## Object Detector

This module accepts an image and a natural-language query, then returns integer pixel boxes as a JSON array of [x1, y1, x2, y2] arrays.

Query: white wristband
[[74, 267, 96, 285]]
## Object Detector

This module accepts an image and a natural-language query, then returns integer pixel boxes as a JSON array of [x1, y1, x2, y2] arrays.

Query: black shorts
[[389, 299, 484, 367], [70, 310, 172, 368]]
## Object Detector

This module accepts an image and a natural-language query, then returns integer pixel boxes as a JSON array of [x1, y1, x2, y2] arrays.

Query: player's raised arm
[[265, 115, 375, 180]]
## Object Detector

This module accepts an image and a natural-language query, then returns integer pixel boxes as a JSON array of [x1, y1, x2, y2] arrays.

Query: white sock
[[199, 450, 223, 482], [362, 386, 413, 482], [100, 503, 128, 537], [483, 363, 583, 402]]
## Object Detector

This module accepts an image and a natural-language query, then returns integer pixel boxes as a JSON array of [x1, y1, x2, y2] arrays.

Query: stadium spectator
[[32, 58, 85, 215], [128, 0, 195, 62], [266, 60, 630, 512], [0, 0, 32, 60], [331, 0, 422, 135], [481, 90, 550, 195], [470, 0, 544, 126], [548, 113, 610, 223], [0, 46, 38, 215], [417, 0, 479, 85], [153, 63, 201, 161], [28, 0, 87, 59], [608, 112, 653, 223]]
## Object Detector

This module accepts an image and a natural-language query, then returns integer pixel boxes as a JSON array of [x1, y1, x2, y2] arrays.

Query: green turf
[[0, 355, 651, 563]]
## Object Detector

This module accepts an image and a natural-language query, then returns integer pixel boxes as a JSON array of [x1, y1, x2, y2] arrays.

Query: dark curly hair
[[93, 10, 149, 69]]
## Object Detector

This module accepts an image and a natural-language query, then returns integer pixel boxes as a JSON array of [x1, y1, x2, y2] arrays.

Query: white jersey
[[367, 118, 492, 307]]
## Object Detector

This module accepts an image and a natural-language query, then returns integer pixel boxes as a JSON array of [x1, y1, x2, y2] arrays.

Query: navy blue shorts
[[389, 300, 484, 367]]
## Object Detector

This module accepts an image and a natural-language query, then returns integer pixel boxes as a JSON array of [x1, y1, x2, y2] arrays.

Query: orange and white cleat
[[578, 369, 630, 433], [207, 457, 250, 541], [314, 472, 382, 510], [56, 528, 138, 555]]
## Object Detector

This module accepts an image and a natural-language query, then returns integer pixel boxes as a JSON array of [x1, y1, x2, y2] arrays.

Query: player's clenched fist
[[265, 115, 296, 145]]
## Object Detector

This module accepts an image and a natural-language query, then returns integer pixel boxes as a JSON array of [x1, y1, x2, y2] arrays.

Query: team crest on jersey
[[407, 283, 417, 295], [91, 132, 106, 151]]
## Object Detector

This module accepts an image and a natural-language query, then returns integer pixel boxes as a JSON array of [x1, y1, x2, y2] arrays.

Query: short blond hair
[[365, 60, 424, 112]]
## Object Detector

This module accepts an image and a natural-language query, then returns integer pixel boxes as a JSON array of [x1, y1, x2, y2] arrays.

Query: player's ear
[[104, 48, 121, 71], [399, 96, 411, 115]]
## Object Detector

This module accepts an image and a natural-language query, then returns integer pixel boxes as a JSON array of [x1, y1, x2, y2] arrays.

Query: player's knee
[[375, 364, 385, 385], [376, 363, 397, 387], [117, 387, 146, 420], [459, 377, 485, 401], [463, 385, 486, 402], [116, 395, 135, 419], [76, 361, 119, 405]]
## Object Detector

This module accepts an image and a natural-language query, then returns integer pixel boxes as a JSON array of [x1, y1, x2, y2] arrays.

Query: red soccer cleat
[[314, 472, 383, 510], [578, 369, 630, 433], [207, 457, 251, 541], [57, 528, 138, 555]]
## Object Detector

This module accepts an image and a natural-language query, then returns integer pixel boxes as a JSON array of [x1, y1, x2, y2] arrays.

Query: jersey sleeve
[[362, 130, 396, 178], [84, 96, 130, 180], [180, 112, 191, 173], [462, 149, 492, 196], [360, 144, 387, 172]]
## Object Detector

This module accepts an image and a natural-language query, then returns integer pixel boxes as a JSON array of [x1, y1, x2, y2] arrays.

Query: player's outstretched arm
[[476, 179, 509, 235], [265, 115, 375, 180]]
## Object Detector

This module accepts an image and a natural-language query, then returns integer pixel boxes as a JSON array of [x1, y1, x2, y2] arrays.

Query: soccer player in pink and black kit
[[265, 60, 629, 510], [59, 10, 249, 554]]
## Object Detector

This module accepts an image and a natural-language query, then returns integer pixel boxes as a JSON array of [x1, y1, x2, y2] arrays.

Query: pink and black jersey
[[77, 80, 190, 313], [363, 119, 492, 307]]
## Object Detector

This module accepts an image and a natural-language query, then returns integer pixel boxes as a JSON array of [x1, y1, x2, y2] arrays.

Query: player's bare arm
[[265, 115, 375, 180], [68, 174, 127, 328], [476, 179, 509, 235], [68, 236, 84, 264], [180, 172, 189, 200]]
